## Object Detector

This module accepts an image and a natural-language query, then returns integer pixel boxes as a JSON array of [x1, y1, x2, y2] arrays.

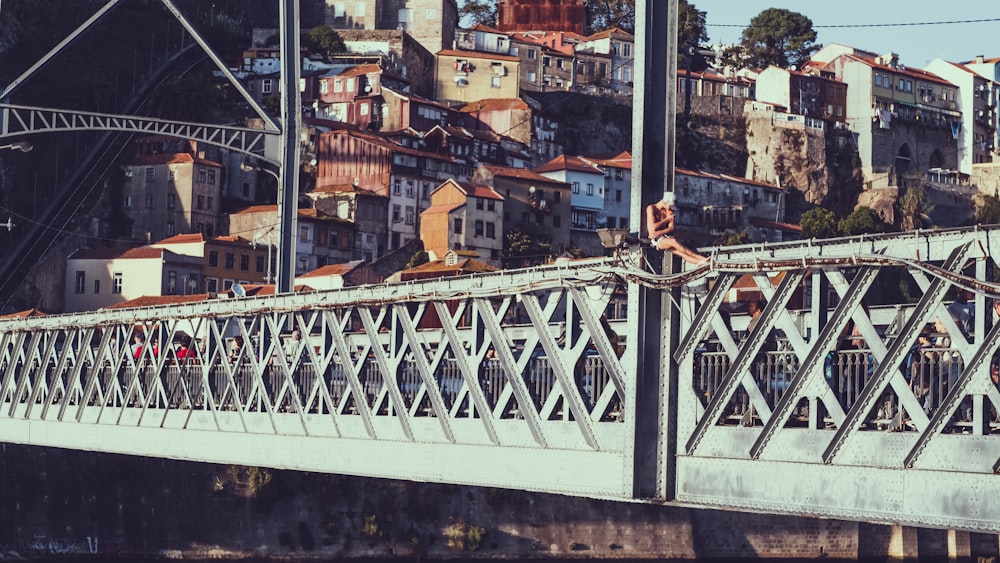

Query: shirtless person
[[645, 193, 708, 265]]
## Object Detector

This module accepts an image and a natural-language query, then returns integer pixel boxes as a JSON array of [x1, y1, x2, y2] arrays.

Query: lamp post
[[242, 160, 290, 289]]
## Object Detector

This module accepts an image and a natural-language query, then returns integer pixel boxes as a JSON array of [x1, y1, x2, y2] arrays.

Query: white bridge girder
[[0, 104, 278, 163], [3, 228, 1000, 530]]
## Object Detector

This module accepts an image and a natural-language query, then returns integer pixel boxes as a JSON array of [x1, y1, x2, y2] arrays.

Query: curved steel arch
[[0, 104, 280, 164]]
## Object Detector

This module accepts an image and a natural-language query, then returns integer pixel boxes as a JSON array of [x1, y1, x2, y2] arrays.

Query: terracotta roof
[[584, 27, 633, 41], [437, 49, 519, 63], [675, 168, 781, 191], [403, 258, 498, 275], [535, 154, 603, 174], [229, 284, 313, 297], [481, 164, 569, 185], [844, 54, 954, 86], [154, 233, 205, 245], [583, 150, 632, 170], [456, 181, 504, 201], [69, 246, 174, 260], [749, 217, 802, 232], [104, 294, 213, 310], [0, 308, 47, 319], [230, 205, 358, 223], [963, 56, 1000, 65], [468, 23, 504, 34], [124, 153, 223, 168], [443, 125, 501, 142], [339, 63, 381, 77], [422, 203, 464, 215], [460, 98, 530, 112], [299, 261, 363, 278]]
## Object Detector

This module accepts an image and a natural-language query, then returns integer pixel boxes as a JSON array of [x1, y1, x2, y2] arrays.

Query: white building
[[64, 246, 202, 313], [926, 58, 1000, 173], [535, 154, 606, 255]]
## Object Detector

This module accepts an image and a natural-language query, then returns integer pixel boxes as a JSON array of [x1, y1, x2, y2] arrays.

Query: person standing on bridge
[[645, 192, 708, 265]]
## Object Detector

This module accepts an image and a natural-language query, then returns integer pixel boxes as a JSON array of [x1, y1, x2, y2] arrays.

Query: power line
[[708, 17, 1000, 29]]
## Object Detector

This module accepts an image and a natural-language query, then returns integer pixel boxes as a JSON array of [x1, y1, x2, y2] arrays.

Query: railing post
[[627, 0, 678, 500]]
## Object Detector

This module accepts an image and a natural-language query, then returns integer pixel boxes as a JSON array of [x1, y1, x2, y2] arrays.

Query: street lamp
[[242, 160, 294, 292], [0, 141, 32, 152]]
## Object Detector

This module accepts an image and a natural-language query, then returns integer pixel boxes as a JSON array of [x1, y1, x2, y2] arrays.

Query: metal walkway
[[2, 227, 1000, 530]]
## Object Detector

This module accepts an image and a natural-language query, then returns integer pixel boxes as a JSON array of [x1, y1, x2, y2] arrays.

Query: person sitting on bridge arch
[[645, 192, 708, 265]]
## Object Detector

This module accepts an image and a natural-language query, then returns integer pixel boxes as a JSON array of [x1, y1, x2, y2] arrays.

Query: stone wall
[[0, 445, 998, 560]]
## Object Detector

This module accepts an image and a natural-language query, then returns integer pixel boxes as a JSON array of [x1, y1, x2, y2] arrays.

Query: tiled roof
[[676, 168, 781, 191], [749, 217, 802, 232], [460, 98, 530, 112], [481, 164, 568, 185], [421, 203, 463, 215], [404, 258, 498, 275], [299, 261, 363, 278], [844, 54, 954, 86], [69, 246, 171, 260], [104, 294, 213, 309], [230, 205, 358, 223], [124, 153, 223, 168], [230, 284, 313, 297], [468, 23, 504, 34], [583, 150, 632, 170], [339, 63, 381, 77], [535, 154, 603, 174], [456, 181, 504, 200], [443, 125, 500, 142], [0, 308, 47, 319], [584, 27, 633, 41], [155, 233, 205, 245], [437, 49, 519, 63]]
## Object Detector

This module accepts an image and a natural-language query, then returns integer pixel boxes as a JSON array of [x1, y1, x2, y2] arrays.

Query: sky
[[697, 0, 1000, 68]]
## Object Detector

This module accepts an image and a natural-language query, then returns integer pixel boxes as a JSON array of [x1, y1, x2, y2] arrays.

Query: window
[[112, 272, 122, 294], [198, 169, 207, 183], [554, 192, 561, 203], [167, 194, 176, 209], [487, 199, 496, 211], [624, 43, 631, 57], [197, 195, 204, 209], [224, 253, 235, 269], [572, 182, 580, 194], [453, 218, 463, 234], [300, 226, 310, 242], [205, 277, 218, 293], [167, 271, 177, 294], [527, 49, 536, 60], [208, 251, 218, 267], [240, 254, 249, 271], [405, 206, 415, 225], [334, 78, 343, 93], [207, 170, 216, 184], [93, 279, 100, 294], [906, 80, 913, 93], [474, 220, 484, 237], [262, 79, 272, 94], [360, 103, 369, 116], [898, 78, 905, 91], [476, 198, 484, 210], [122, 195, 132, 208], [317, 228, 327, 246], [527, 71, 536, 82], [586, 183, 594, 195], [207, 197, 214, 210], [491, 76, 501, 88], [543, 56, 551, 67], [256, 256, 265, 273], [74, 271, 85, 294], [486, 222, 495, 239], [392, 205, 401, 222], [320, 80, 329, 94], [616, 190, 622, 202], [145, 194, 154, 208], [145, 168, 155, 182], [166, 221, 175, 235]]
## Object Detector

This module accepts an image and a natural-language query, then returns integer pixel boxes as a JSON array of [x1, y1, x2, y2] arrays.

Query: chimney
[[976, 55, 986, 64]]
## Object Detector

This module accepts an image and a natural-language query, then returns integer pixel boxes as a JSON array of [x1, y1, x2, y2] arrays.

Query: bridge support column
[[628, 0, 678, 500], [947, 529, 971, 562], [887, 524, 919, 562]]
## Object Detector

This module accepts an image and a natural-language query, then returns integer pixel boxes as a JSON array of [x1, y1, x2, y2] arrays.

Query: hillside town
[[13, 0, 1000, 315]]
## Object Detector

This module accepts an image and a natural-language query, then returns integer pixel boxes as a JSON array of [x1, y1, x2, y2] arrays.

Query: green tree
[[897, 185, 934, 231], [404, 250, 429, 270], [799, 207, 837, 239], [839, 206, 891, 236], [459, 0, 498, 27], [977, 195, 1000, 225], [503, 228, 550, 267], [306, 25, 345, 56], [724, 8, 818, 70], [678, 0, 710, 71], [584, 0, 635, 34], [716, 230, 749, 246]]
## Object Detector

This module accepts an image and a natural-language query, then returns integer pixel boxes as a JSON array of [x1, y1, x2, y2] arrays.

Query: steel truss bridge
[[0, 228, 999, 531]]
